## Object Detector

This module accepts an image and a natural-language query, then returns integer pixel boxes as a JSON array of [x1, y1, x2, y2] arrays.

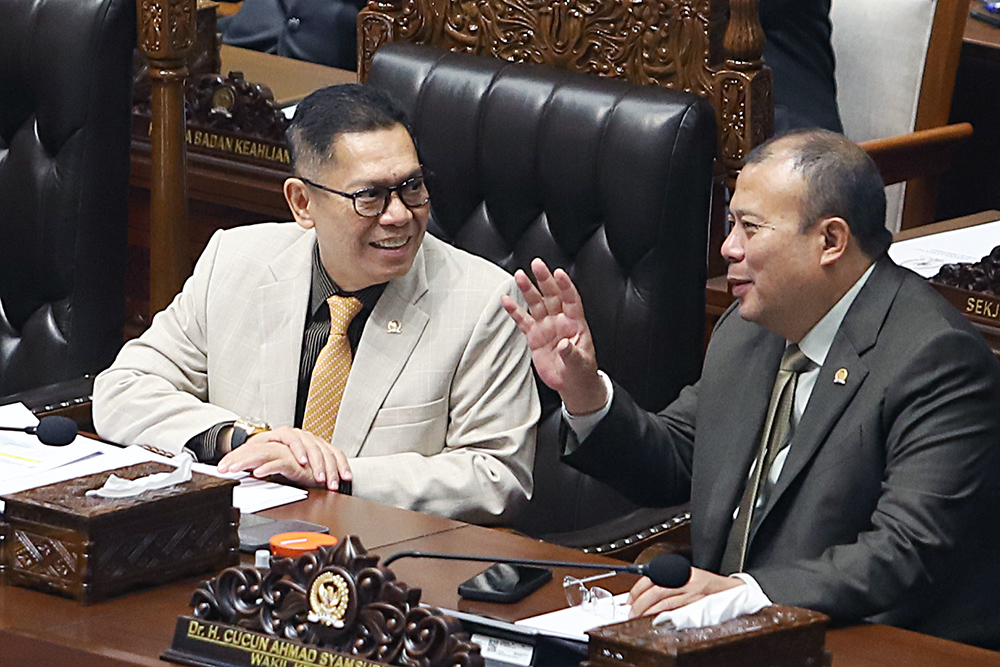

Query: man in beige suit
[[94, 85, 539, 524]]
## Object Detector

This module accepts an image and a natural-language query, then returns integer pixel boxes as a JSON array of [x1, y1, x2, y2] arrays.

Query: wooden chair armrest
[[860, 122, 973, 186]]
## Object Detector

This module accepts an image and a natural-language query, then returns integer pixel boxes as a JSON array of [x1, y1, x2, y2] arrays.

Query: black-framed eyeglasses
[[299, 173, 430, 218]]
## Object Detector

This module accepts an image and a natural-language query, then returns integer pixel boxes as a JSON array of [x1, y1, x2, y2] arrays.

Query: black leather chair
[[0, 0, 133, 408], [368, 44, 715, 552]]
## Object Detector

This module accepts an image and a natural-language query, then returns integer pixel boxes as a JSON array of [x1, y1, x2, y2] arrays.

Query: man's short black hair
[[745, 129, 892, 259], [288, 84, 411, 176]]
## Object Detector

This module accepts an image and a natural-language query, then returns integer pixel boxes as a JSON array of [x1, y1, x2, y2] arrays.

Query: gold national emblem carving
[[308, 572, 350, 628], [211, 86, 236, 114]]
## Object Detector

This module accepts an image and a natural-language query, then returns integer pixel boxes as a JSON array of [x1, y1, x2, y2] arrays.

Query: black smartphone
[[457, 563, 553, 603]]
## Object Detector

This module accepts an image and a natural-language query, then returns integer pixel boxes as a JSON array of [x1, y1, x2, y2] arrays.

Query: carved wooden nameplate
[[584, 605, 830, 667], [932, 245, 1000, 298], [132, 0, 293, 170], [929, 245, 1000, 358], [133, 70, 293, 169], [163, 535, 484, 667], [0, 462, 238, 604]]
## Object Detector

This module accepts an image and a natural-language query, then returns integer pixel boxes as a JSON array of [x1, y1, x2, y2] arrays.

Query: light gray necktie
[[720, 344, 813, 575]]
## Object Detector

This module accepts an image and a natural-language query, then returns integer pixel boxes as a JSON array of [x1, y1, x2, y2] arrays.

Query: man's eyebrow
[[729, 207, 765, 221], [351, 167, 423, 190]]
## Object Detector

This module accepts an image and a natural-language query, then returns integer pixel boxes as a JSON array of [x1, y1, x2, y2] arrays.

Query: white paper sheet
[[233, 476, 308, 513], [0, 403, 105, 481], [514, 593, 631, 642], [888, 219, 1000, 278]]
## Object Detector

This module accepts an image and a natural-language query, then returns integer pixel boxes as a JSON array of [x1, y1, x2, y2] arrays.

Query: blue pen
[[985, 1, 1000, 14]]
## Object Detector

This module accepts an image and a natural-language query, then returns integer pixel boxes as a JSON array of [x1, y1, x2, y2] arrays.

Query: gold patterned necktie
[[301, 295, 363, 442], [720, 344, 813, 575]]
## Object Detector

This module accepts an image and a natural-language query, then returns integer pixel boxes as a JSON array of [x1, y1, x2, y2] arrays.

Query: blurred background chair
[[831, 0, 973, 232], [367, 43, 716, 556], [0, 0, 134, 424]]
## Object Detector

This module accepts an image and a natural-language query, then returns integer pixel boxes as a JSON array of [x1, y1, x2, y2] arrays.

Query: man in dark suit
[[219, 0, 367, 71], [762, 0, 842, 132], [502, 129, 1000, 649]]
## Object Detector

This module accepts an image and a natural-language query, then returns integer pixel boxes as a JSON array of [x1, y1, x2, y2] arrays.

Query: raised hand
[[500, 258, 607, 415]]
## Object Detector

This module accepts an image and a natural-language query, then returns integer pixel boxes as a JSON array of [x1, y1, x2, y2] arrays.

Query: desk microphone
[[382, 551, 692, 589], [0, 415, 79, 446]]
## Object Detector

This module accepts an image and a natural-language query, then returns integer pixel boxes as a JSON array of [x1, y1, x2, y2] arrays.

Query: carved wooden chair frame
[[357, 0, 774, 185]]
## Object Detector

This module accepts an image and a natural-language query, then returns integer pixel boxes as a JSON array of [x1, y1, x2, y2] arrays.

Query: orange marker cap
[[269, 532, 338, 558]]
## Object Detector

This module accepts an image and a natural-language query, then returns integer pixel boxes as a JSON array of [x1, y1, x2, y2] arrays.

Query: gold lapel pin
[[834, 368, 848, 385], [387, 320, 402, 334]]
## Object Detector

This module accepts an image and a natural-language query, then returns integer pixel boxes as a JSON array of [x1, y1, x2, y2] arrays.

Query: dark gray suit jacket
[[566, 260, 1000, 649]]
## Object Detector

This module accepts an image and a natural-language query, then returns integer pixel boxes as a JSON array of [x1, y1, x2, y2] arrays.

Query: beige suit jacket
[[94, 223, 539, 524]]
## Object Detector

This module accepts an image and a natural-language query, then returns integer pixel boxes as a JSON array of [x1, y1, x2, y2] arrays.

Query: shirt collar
[[309, 242, 386, 316], [797, 262, 877, 366]]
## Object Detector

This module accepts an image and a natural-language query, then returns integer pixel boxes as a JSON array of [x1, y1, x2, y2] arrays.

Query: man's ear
[[818, 216, 850, 267], [284, 178, 315, 229]]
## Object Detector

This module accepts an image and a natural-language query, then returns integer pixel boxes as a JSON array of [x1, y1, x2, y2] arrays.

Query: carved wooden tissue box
[[0, 462, 239, 604], [584, 605, 830, 667]]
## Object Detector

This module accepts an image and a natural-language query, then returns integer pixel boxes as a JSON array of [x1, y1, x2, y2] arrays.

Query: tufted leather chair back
[[0, 0, 133, 397], [369, 44, 715, 538]]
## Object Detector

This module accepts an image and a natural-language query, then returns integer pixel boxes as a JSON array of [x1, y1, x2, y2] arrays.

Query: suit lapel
[[697, 325, 785, 568], [332, 244, 430, 457], [751, 260, 905, 539], [257, 230, 315, 427]]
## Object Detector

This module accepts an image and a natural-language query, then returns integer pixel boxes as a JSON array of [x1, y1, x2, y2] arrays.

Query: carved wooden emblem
[[167, 535, 484, 667], [308, 571, 351, 628]]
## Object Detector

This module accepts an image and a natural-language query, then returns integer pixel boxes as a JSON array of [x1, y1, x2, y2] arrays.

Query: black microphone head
[[646, 554, 692, 588], [34, 416, 78, 446]]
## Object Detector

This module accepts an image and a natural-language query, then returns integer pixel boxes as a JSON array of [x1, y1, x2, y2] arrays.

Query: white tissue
[[652, 583, 771, 630], [86, 455, 193, 498]]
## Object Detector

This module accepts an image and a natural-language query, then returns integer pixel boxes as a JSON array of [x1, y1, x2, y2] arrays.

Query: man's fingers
[[250, 460, 286, 479], [514, 269, 548, 320], [637, 594, 702, 618], [556, 337, 589, 369], [248, 427, 309, 466], [500, 294, 533, 334], [251, 458, 310, 484], [332, 447, 352, 481], [316, 446, 352, 491], [552, 268, 587, 321], [283, 434, 311, 467], [218, 446, 273, 473], [627, 576, 655, 605], [628, 585, 684, 618], [304, 441, 330, 485], [530, 258, 566, 316], [311, 442, 341, 489]]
